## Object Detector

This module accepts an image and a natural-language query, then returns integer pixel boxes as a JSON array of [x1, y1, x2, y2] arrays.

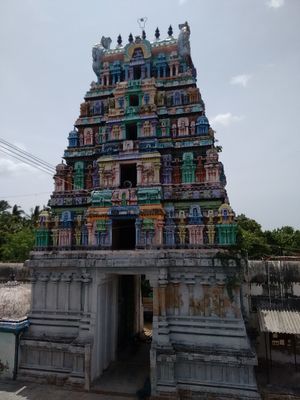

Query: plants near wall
[[236, 214, 300, 259], [0, 201, 36, 262]]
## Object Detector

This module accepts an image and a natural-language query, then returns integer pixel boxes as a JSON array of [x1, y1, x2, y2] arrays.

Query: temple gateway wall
[[19, 23, 260, 399]]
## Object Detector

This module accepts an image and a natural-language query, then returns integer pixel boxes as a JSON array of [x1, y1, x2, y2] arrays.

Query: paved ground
[[0, 380, 137, 400], [0, 342, 150, 400], [93, 342, 150, 395], [3, 345, 300, 400]]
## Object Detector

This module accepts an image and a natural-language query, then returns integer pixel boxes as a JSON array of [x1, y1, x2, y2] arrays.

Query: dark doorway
[[118, 275, 135, 348], [129, 94, 139, 107], [133, 65, 141, 80], [92, 274, 152, 395], [112, 219, 136, 250], [120, 163, 137, 188], [126, 123, 137, 140]]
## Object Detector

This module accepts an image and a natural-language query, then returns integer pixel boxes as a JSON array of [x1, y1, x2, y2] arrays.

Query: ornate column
[[52, 229, 59, 247], [155, 219, 164, 246], [87, 222, 94, 246], [171, 279, 180, 316], [29, 271, 37, 311], [50, 272, 61, 311], [186, 277, 195, 316], [39, 273, 49, 311], [157, 269, 171, 346], [154, 160, 160, 184], [82, 270, 92, 315], [61, 273, 72, 313], [136, 163, 143, 185]]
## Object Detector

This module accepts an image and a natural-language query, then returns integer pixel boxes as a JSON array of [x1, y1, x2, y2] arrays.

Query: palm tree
[[12, 204, 25, 218]]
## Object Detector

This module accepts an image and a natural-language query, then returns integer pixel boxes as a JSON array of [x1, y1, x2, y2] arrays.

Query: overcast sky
[[0, 0, 299, 229]]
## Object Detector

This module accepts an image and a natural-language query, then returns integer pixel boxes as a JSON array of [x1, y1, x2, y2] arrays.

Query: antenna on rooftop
[[137, 17, 148, 31]]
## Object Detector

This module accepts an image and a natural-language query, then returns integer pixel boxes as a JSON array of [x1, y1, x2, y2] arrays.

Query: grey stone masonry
[[19, 249, 260, 399]]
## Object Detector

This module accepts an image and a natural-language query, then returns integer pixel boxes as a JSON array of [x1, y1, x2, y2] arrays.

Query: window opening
[[133, 65, 141, 80], [120, 163, 137, 188], [129, 94, 139, 107], [112, 219, 136, 250], [126, 123, 137, 140]]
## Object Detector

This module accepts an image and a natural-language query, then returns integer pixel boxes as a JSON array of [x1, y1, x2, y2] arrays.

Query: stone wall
[[19, 249, 260, 398]]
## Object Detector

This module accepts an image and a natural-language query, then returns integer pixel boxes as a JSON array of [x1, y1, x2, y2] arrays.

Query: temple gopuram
[[19, 23, 260, 399]]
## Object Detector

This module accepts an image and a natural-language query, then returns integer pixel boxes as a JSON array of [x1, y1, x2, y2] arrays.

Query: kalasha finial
[[128, 33, 133, 43], [117, 34, 122, 46], [155, 27, 160, 40], [137, 17, 148, 30], [168, 25, 173, 37], [142, 30, 146, 40]]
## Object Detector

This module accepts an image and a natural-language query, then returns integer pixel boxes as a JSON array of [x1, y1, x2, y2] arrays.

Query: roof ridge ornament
[[137, 17, 148, 30]]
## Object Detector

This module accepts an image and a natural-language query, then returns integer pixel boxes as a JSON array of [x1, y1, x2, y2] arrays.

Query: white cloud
[[178, 0, 188, 5], [266, 0, 285, 8], [0, 157, 36, 177], [211, 113, 244, 127], [230, 74, 252, 88], [13, 142, 27, 151]]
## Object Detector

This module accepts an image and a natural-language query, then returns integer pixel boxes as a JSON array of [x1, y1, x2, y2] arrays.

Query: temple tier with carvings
[[20, 23, 260, 400], [35, 22, 236, 251]]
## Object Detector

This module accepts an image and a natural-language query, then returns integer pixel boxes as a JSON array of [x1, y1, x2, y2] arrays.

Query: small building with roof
[[0, 278, 30, 379]]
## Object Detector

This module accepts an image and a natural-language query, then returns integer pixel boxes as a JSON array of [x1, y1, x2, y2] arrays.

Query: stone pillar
[[172, 280, 180, 316], [157, 269, 170, 346], [159, 285, 166, 318], [50, 273, 61, 311], [29, 272, 37, 311], [186, 278, 195, 316], [82, 270, 92, 314], [61, 273, 72, 312], [87, 222, 93, 246], [154, 161, 160, 184], [39, 273, 49, 310], [155, 219, 164, 246], [136, 163, 143, 185]]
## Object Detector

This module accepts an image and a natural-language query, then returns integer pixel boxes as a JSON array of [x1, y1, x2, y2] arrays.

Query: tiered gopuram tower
[[20, 23, 259, 399]]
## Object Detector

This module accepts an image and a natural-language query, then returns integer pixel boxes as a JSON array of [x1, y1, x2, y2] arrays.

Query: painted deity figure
[[86, 165, 93, 189], [92, 160, 99, 188], [142, 163, 155, 184], [52, 229, 59, 246], [172, 159, 181, 184]]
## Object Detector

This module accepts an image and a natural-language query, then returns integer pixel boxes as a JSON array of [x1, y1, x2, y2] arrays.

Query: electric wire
[[0, 137, 55, 171], [1, 192, 52, 199], [0, 138, 80, 190], [1, 141, 299, 251], [0, 144, 54, 174], [0, 148, 54, 175]]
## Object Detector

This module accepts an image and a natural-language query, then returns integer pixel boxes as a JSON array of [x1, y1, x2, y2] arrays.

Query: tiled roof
[[258, 308, 300, 334]]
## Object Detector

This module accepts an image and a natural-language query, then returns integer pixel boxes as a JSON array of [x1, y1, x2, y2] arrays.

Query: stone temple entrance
[[91, 272, 151, 385], [93, 274, 152, 395], [20, 23, 260, 399], [19, 250, 260, 399]]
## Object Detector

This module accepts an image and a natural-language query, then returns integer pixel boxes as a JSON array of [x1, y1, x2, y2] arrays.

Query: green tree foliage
[[236, 214, 300, 259], [0, 201, 35, 262], [236, 214, 270, 259], [1, 200, 300, 262], [1, 228, 34, 262]]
